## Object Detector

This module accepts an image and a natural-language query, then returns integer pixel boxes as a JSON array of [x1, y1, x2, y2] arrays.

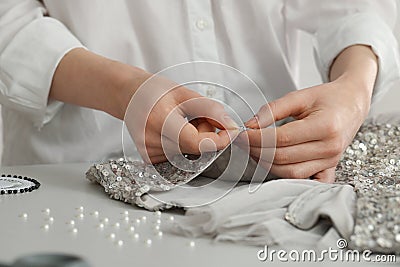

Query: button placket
[[186, 0, 218, 61]]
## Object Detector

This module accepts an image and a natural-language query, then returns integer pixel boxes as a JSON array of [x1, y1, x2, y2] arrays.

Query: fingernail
[[223, 114, 238, 129], [245, 115, 258, 128]]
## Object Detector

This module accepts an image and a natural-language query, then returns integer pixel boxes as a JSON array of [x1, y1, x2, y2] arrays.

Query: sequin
[[335, 122, 400, 255]]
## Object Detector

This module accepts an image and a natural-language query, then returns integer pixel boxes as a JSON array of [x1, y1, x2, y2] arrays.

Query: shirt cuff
[[313, 13, 400, 103], [0, 17, 84, 128]]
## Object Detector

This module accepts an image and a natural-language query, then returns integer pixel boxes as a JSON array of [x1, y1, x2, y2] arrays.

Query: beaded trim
[[0, 174, 41, 195]]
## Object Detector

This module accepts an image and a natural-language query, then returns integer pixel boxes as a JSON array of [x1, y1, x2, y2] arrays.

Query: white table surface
[[0, 163, 397, 267]]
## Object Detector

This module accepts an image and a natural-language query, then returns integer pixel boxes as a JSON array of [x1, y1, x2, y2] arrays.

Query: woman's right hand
[[121, 73, 239, 164]]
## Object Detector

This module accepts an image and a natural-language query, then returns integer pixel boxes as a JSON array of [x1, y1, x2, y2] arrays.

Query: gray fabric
[[165, 179, 355, 250]]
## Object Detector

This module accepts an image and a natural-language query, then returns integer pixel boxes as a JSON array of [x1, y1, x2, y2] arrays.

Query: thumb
[[245, 91, 308, 129], [180, 93, 238, 130]]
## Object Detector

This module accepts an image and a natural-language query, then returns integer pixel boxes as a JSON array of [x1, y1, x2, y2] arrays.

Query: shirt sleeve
[[0, 0, 84, 128], [284, 0, 400, 103]]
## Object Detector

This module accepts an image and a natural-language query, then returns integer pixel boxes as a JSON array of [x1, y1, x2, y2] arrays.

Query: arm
[[329, 44, 378, 117], [49, 48, 145, 120]]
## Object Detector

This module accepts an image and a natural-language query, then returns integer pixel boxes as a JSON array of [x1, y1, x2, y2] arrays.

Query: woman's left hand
[[235, 77, 372, 183]]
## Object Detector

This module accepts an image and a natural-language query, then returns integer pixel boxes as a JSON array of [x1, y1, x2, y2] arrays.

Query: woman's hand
[[122, 75, 239, 163], [237, 78, 370, 183], [236, 45, 378, 183]]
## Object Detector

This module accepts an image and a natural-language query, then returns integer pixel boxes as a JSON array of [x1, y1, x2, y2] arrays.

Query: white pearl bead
[[109, 233, 116, 239], [123, 210, 129, 216], [20, 213, 28, 219], [169, 216, 175, 221], [157, 231, 163, 237], [77, 206, 84, 212], [189, 241, 195, 247], [129, 226, 135, 232], [43, 224, 49, 230], [43, 208, 50, 215], [103, 218, 109, 224], [92, 211, 99, 217], [72, 228, 78, 234], [68, 220, 75, 226], [98, 223, 105, 229], [77, 213, 84, 219], [117, 240, 123, 246], [48, 217, 54, 223], [114, 222, 120, 228], [135, 219, 141, 224], [154, 225, 160, 231], [124, 217, 129, 222], [145, 239, 152, 246], [141, 216, 147, 222], [154, 211, 162, 217], [133, 233, 139, 240], [155, 219, 161, 225]]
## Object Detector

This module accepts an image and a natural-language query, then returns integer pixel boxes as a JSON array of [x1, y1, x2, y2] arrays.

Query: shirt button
[[206, 87, 216, 97], [196, 19, 208, 31]]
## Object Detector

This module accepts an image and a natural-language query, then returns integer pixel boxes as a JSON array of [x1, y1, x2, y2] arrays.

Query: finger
[[270, 158, 337, 179], [140, 133, 181, 163], [247, 140, 340, 165], [235, 128, 275, 148], [312, 167, 336, 183], [150, 154, 168, 164], [179, 123, 236, 154], [239, 117, 328, 148], [195, 119, 216, 133], [155, 107, 233, 156], [180, 97, 238, 130], [245, 91, 311, 128]]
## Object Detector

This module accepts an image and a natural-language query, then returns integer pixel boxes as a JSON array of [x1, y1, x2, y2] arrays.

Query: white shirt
[[0, 0, 399, 166]]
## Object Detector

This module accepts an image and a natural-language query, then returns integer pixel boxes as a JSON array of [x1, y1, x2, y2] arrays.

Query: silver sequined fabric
[[86, 122, 400, 254], [86, 151, 227, 208], [335, 122, 400, 254]]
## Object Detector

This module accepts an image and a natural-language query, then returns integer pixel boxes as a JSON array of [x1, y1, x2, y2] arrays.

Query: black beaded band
[[0, 174, 41, 195]]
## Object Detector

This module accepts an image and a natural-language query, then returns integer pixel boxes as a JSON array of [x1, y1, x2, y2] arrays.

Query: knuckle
[[331, 154, 342, 166], [324, 116, 342, 137], [218, 138, 230, 150], [276, 131, 291, 146], [185, 139, 200, 154], [274, 150, 289, 164], [326, 124, 339, 137], [260, 160, 272, 170], [286, 167, 304, 179], [287, 169, 300, 179], [266, 101, 278, 118], [258, 104, 270, 114], [325, 141, 343, 156]]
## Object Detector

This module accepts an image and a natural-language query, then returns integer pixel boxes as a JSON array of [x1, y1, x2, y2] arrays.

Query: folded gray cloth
[[167, 179, 355, 251]]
